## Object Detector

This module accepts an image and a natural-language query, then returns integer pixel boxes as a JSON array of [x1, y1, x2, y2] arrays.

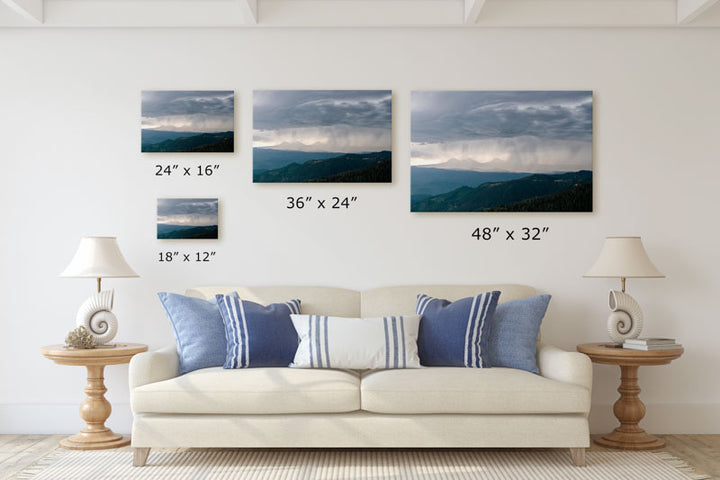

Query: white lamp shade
[[60, 236, 139, 278], [584, 236, 664, 278]]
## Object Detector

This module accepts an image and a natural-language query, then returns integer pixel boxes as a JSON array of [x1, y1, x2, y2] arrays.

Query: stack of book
[[623, 338, 682, 350]]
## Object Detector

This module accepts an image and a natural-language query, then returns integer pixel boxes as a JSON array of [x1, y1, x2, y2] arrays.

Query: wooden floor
[[0, 434, 718, 479]]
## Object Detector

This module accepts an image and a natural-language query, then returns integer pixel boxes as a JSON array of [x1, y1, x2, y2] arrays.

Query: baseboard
[[589, 403, 720, 434], [2, 403, 719, 435], [0, 403, 133, 434]]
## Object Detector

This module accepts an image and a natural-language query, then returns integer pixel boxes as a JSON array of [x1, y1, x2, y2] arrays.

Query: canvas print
[[157, 198, 219, 239], [142, 91, 234, 152], [253, 90, 392, 183], [411, 91, 593, 212]]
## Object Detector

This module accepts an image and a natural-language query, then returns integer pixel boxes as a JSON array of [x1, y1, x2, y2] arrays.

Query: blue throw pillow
[[216, 295, 301, 368], [157, 292, 228, 375], [416, 291, 500, 367], [486, 294, 551, 374]]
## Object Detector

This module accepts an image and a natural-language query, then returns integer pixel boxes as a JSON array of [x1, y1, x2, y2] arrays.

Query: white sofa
[[129, 284, 592, 467]]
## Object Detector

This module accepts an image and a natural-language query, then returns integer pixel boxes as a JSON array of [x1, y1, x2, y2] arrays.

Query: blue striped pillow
[[289, 314, 421, 369], [416, 291, 501, 367], [216, 295, 301, 368]]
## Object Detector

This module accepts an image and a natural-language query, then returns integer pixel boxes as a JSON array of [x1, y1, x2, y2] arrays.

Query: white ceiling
[[1, 0, 719, 27]]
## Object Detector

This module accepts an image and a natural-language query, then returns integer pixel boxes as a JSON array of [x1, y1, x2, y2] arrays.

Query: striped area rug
[[13, 449, 710, 480]]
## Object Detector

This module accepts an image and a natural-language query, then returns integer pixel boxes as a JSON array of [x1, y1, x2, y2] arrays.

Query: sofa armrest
[[129, 345, 179, 390], [536, 343, 593, 392]]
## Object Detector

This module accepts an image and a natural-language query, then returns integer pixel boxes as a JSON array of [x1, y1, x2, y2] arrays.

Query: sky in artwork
[[411, 91, 593, 173], [157, 198, 218, 226], [142, 91, 234, 133], [253, 90, 392, 153]]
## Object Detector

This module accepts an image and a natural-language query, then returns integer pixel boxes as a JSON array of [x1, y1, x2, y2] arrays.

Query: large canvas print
[[142, 91, 234, 152], [157, 198, 219, 239], [411, 91, 593, 212], [253, 90, 392, 183]]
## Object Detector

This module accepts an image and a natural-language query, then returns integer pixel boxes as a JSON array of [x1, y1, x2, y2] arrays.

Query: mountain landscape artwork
[[411, 91, 593, 212], [142, 91, 234, 153], [253, 90, 392, 183], [157, 198, 219, 239]]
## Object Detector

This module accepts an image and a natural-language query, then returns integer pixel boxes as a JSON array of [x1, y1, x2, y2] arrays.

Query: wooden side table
[[41, 343, 148, 450], [577, 342, 683, 450]]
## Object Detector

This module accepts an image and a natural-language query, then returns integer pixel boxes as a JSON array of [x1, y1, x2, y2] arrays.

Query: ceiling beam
[[32, 0, 260, 27], [677, 0, 720, 23], [1, 0, 43, 24], [2, 0, 717, 28], [464, 0, 487, 24], [238, 0, 257, 24]]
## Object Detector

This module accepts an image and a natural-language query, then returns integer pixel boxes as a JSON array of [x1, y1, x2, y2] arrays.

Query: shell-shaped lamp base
[[76, 290, 118, 344], [606, 290, 644, 344]]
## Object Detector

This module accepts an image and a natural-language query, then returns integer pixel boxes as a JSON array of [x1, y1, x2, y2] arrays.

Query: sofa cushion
[[132, 367, 360, 414], [360, 284, 536, 317], [360, 367, 590, 414], [187, 286, 361, 317]]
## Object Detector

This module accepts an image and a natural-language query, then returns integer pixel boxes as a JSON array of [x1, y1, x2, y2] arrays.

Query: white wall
[[0, 27, 718, 435]]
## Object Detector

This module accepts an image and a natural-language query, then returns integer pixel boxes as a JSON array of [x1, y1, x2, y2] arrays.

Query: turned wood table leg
[[60, 365, 130, 450], [594, 365, 665, 450]]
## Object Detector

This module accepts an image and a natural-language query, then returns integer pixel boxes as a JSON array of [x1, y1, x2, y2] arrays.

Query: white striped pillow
[[290, 314, 421, 369]]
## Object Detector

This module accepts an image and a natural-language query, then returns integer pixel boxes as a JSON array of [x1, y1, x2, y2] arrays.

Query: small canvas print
[[157, 198, 218, 240], [253, 90, 392, 183], [142, 91, 234, 152], [411, 91, 593, 212]]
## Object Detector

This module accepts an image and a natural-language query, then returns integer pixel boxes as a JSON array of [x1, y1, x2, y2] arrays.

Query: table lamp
[[60, 236, 138, 345], [583, 236, 664, 344]]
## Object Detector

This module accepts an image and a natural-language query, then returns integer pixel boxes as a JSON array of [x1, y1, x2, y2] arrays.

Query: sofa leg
[[569, 448, 586, 466], [133, 447, 150, 467]]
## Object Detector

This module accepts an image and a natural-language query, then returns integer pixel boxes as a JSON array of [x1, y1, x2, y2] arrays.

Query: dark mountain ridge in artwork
[[157, 224, 219, 239], [253, 148, 347, 172], [142, 130, 205, 146], [142, 131, 234, 153], [487, 182, 592, 212], [254, 151, 391, 183], [412, 170, 592, 212], [411, 166, 533, 198]]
